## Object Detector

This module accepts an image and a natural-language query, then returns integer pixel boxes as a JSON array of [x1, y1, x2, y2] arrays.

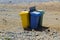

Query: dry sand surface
[[0, 2, 60, 32], [0, 2, 60, 40]]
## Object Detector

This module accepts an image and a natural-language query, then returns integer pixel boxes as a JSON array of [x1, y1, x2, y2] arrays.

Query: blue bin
[[30, 11, 42, 29]]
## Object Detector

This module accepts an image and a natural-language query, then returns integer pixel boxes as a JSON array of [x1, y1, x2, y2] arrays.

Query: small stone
[[36, 34, 39, 36], [47, 30, 50, 32], [56, 18, 58, 20]]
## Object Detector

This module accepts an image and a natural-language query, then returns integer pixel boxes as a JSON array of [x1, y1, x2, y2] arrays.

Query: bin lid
[[30, 11, 42, 16], [19, 11, 29, 14], [38, 10, 45, 14]]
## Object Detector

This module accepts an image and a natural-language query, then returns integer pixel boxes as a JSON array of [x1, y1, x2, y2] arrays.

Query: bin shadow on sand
[[24, 26, 49, 32]]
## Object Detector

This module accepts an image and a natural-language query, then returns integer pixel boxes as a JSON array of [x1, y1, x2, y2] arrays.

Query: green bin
[[38, 10, 45, 27]]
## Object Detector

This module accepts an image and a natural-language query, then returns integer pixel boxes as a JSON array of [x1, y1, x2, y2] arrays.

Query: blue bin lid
[[30, 11, 42, 16]]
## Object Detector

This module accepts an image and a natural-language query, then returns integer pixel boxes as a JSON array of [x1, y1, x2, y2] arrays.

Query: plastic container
[[38, 10, 45, 27], [30, 11, 41, 29], [19, 11, 29, 29]]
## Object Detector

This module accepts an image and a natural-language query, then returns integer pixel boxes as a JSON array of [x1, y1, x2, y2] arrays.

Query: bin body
[[38, 10, 45, 26], [19, 11, 29, 29], [30, 11, 41, 29]]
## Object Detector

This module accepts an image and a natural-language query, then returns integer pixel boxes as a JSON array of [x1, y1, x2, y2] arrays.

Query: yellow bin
[[19, 11, 29, 29]]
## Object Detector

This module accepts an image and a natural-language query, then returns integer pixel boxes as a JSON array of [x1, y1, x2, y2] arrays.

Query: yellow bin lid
[[19, 11, 29, 14]]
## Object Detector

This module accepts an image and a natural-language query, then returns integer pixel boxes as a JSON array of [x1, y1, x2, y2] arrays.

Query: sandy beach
[[0, 2, 60, 40]]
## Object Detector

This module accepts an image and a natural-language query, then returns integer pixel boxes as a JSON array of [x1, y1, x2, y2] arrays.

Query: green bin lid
[[38, 10, 45, 14]]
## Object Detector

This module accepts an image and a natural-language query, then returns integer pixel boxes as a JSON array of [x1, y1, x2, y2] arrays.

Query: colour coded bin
[[38, 10, 45, 27], [19, 11, 29, 29], [30, 11, 41, 29]]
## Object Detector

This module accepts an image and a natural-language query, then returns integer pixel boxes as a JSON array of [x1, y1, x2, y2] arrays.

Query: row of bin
[[19, 8, 45, 29]]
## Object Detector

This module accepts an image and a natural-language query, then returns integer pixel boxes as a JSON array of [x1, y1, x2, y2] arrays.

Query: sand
[[0, 2, 60, 40]]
